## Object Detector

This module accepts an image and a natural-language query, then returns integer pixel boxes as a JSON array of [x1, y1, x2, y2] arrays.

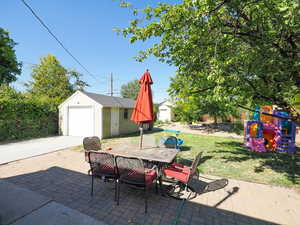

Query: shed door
[[68, 106, 94, 136], [111, 108, 119, 136]]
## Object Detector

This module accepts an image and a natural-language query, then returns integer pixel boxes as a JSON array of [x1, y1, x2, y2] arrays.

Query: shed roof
[[83, 91, 136, 108]]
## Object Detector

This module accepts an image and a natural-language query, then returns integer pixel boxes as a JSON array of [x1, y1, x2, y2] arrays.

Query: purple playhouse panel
[[249, 138, 266, 152], [244, 109, 296, 153]]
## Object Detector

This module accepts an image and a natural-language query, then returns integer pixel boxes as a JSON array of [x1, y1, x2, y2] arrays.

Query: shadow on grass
[[176, 156, 213, 167], [179, 145, 191, 151], [215, 141, 300, 185]]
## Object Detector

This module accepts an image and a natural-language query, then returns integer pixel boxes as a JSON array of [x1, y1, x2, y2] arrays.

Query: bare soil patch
[[159, 122, 243, 139]]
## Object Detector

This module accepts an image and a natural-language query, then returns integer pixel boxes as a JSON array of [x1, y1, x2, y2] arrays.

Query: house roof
[[159, 100, 172, 106], [83, 91, 136, 108]]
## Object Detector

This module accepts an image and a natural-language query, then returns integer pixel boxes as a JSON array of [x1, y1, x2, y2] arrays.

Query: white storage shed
[[58, 91, 138, 139]]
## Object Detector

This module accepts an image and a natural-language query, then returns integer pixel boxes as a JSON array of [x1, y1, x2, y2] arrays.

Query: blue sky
[[1, 0, 178, 103]]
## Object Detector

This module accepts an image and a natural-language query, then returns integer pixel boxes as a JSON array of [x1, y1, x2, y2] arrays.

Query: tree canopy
[[172, 95, 240, 123], [26, 54, 88, 104], [0, 85, 23, 100], [120, 79, 140, 100], [0, 27, 21, 85], [117, 0, 300, 123]]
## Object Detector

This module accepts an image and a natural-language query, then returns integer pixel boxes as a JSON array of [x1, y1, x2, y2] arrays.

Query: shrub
[[232, 121, 244, 135], [0, 87, 58, 141]]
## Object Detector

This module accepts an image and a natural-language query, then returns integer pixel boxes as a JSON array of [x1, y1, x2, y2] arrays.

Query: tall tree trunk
[[214, 116, 218, 124]]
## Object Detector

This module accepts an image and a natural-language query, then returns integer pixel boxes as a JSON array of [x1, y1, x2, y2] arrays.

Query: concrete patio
[[0, 148, 299, 225], [0, 180, 107, 225]]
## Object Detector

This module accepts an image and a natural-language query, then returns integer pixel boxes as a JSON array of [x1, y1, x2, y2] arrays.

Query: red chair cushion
[[163, 166, 191, 183], [92, 164, 116, 176], [122, 169, 156, 186], [100, 164, 116, 174], [171, 162, 191, 170], [145, 169, 157, 186]]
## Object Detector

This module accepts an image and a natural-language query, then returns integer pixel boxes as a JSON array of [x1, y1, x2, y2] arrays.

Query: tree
[[117, 0, 300, 124], [0, 85, 23, 101], [0, 27, 21, 85], [170, 73, 240, 123], [120, 79, 140, 100], [172, 97, 201, 123], [26, 54, 88, 104], [172, 94, 239, 123]]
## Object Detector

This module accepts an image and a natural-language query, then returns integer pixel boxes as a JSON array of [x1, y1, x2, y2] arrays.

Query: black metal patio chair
[[88, 151, 118, 200], [163, 152, 202, 200], [115, 156, 158, 213], [83, 136, 102, 163]]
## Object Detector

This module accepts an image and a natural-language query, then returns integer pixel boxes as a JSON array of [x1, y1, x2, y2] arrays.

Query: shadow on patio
[[4, 166, 278, 225]]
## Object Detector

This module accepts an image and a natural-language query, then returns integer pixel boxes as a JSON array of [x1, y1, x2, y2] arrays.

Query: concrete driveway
[[0, 136, 83, 165]]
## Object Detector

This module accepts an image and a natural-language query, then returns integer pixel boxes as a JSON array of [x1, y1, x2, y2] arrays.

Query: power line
[[20, 0, 100, 82], [21, 61, 106, 82]]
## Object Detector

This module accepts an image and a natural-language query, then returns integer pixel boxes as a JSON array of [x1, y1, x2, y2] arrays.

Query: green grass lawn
[[155, 132, 300, 188]]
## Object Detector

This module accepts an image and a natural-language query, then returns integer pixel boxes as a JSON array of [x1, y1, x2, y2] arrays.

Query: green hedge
[[0, 98, 58, 142]]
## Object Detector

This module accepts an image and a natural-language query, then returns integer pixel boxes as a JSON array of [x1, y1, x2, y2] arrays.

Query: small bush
[[155, 120, 171, 126]]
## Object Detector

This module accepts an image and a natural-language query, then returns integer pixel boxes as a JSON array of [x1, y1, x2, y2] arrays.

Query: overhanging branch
[[190, 86, 215, 94], [237, 104, 292, 121], [208, 0, 230, 15]]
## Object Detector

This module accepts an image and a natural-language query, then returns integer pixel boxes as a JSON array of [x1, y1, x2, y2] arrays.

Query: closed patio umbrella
[[131, 70, 154, 149]]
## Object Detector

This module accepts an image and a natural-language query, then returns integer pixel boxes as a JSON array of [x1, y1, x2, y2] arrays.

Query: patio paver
[[0, 148, 299, 225]]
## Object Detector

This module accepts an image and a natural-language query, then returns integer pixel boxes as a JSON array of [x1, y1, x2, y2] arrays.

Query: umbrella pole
[[139, 123, 143, 149]]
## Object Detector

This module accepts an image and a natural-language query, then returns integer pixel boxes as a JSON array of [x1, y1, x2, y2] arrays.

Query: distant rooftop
[[159, 99, 172, 105]]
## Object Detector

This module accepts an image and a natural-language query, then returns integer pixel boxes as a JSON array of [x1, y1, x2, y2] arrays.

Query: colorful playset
[[244, 106, 297, 153]]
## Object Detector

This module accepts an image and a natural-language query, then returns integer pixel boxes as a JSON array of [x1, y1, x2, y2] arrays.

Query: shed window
[[124, 109, 129, 119]]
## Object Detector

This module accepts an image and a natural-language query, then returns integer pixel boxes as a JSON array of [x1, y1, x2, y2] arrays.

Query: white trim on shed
[[110, 107, 119, 136]]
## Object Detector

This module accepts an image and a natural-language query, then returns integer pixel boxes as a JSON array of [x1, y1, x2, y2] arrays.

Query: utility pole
[[110, 72, 113, 96], [107, 72, 114, 96], [107, 72, 120, 96]]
